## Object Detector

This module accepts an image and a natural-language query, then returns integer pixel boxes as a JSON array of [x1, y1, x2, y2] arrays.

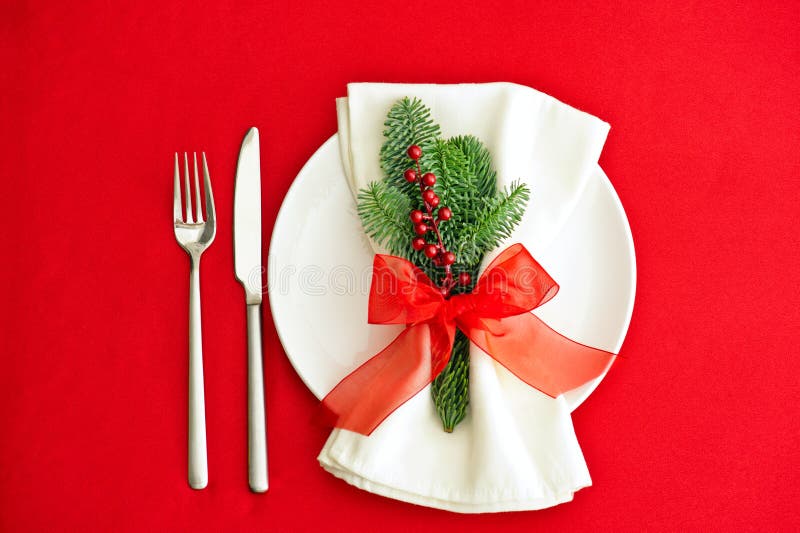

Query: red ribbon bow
[[322, 244, 616, 435]]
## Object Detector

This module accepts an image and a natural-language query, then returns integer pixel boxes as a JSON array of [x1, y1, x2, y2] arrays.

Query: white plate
[[268, 134, 635, 411]]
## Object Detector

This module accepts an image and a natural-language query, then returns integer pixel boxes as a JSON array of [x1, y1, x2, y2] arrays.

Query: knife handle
[[246, 303, 268, 493]]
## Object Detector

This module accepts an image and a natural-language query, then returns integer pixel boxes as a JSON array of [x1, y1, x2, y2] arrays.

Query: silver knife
[[234, 127, 268, 493]]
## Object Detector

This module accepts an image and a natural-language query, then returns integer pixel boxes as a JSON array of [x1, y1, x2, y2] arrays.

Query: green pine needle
[[453, 181, 530, 267], [356, 180, 413, 258], [431, 330, 470, 432], [447, 135, 497, 199]]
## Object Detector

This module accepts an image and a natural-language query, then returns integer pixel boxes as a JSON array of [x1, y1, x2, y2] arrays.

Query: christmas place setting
[[3, 3, 798, 531]]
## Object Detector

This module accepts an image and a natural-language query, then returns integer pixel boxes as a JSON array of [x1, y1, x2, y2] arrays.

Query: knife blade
[[234, 126, 268, 493]]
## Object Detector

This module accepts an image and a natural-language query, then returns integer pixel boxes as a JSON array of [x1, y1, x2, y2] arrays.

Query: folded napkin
[[319, 82, 611, 513]]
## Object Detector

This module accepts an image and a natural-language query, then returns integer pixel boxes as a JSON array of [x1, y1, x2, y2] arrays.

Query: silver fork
[[173, 152, 215, 490]]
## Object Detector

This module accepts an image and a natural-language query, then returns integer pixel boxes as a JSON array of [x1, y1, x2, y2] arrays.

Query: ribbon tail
[[320, 323, 439, 436], [463, 313, 616, 397]]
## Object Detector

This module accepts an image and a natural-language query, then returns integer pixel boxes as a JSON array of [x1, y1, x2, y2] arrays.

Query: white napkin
[[319, 82, 610, 513]]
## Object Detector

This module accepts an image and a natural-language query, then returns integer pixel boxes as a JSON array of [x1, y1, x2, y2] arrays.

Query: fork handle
[[188, 258, 208, 489], [247, 303, 268, 493]]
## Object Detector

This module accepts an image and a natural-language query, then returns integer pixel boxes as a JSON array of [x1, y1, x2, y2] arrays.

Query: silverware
[[173, 152, 216, 490], [233, 128, 268, 493]]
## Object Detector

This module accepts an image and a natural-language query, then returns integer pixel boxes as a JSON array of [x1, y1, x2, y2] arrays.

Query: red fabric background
[[1, 1, 798, 531]]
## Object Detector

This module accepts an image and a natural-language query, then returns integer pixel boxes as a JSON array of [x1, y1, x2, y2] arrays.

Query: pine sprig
[[431, 330, 470, 432], [357, 180, 413, 257], [358, 98, 530, 433], [381, 97, 441, 188], [419, 139, 472, 221], [453, 181, 530, 266], [447, 135, 497, 200]]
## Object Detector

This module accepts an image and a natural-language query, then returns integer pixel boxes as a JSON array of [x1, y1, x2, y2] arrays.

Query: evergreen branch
[[356, 180, 413, 257], [447, 135, 497, 199], [453, 181, 530, 266], [359, 97, 533, 433], [380, 97, 441, 186], [419, 139, 472, 224], [431, 330, 470, 432]]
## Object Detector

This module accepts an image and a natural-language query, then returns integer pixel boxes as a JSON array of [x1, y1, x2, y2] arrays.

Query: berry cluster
[[405, 145, 471, 296]]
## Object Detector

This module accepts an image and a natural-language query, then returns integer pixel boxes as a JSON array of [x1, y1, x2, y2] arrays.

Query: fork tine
[[193, 152, 204, 223], [201, 152, 215, 222], [174, 153, 183, 222], [183, 152, 194, 223]]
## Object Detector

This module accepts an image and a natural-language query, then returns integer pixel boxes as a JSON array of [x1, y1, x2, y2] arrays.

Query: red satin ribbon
[[321, 244, 616, 435]]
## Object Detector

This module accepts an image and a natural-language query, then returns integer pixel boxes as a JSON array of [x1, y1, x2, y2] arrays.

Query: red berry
[[424, 244, 439, 258], [414, 223, 428, 235], [422, 189, 437, 203], [422, 173, 437, 186], [403, 169, 417, 183], [407, 145, 422, 160], [442, 251, 456, 265], [458, 272, 471, 285], [411, 237, 426, 251], [409, 209, 424, 223], [428, 195, 440, 207], [438, 207, 452, 221]]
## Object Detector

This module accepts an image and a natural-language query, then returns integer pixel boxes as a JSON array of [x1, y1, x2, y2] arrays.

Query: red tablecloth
[[2, 1, 798, 531]]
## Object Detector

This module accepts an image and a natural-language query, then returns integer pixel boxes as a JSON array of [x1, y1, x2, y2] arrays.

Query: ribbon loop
[[367, 254, 443, 325]]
